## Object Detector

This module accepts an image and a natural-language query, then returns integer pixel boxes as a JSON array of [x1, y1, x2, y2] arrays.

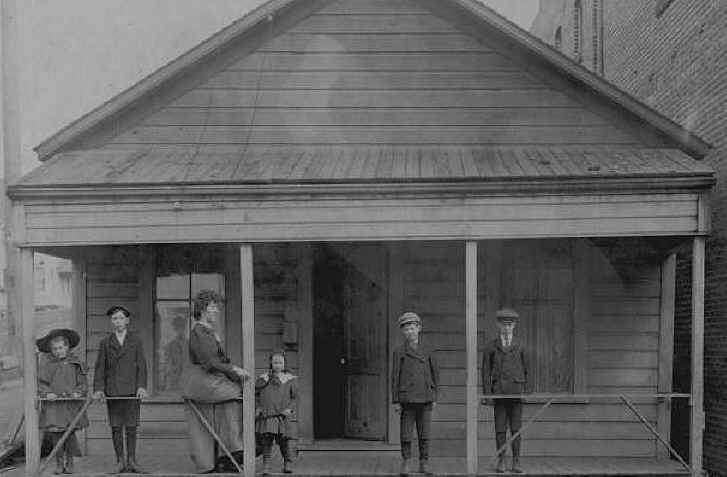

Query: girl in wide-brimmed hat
[[36, 328, 88, 474]]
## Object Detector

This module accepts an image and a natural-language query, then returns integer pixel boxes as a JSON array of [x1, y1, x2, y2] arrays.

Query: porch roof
[[12, 145, 714, 190]]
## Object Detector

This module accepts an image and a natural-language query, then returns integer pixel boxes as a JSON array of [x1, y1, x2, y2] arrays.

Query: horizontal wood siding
[[105, 0, 645, 149], [85, 244, 304, 455], [22, 192, 700, 246]]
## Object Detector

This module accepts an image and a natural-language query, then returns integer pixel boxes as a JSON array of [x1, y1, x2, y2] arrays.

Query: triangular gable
[[33, 0, 709, 163]]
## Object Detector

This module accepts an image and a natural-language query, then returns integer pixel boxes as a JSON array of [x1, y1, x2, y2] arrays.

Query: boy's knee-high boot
[[400, 441, 412, 477], [111, 427, 126, 473], [418, 439, 432, 475], [495, 432, 507, 473], [125, 427, 147, 474], [511, 435, 522, 473]]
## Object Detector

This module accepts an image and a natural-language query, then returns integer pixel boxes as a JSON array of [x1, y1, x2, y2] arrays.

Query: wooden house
[[9, 0, 714, 475]]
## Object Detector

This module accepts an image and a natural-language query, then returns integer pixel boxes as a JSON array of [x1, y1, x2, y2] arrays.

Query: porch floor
[[5, 453, 689, 476]]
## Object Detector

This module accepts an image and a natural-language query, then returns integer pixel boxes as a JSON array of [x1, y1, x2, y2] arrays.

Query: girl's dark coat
[[38, 352, 89, 430]]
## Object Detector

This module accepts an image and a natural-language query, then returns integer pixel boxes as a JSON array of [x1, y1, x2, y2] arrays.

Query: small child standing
[[37, 328, 89, 474], [392, 312, 439, 477], [92, 305, 148, 474], [255, 352, 297, 475]]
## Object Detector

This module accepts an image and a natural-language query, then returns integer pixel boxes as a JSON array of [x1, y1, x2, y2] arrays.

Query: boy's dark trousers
[[494, 398, 523, 458], [399, 403, 432, 461], [107, 397, 142, 472]]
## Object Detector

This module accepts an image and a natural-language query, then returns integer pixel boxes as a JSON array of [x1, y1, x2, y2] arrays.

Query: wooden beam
[[573, 239, 591, 393], [387, 243, 404, 445], [20, 248, 39, 476], [70, 257, 88, 454], [465, 241, 478, 475], [657, 253, 676, 458], [690, 237, 705, 476], [295, 244, 314, 444], [240, 245, 256, 477]]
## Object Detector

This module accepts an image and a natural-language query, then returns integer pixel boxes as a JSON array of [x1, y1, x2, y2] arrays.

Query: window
[[655, 0, 675, 17], [573, 0, 583, 62], [154, 247, 227, 395], [555, 26, 563, 50]]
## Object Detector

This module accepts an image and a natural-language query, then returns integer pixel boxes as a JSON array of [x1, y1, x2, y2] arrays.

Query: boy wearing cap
[[92, 305, 148, 474], [392, 312, 439, 477], [482, 308, 529, 473]]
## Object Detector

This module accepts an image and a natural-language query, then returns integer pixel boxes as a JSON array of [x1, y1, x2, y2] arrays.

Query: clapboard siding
[[85, 244, 306, 454], [22, 193, 700, 246], [101, 0, 649, 149]]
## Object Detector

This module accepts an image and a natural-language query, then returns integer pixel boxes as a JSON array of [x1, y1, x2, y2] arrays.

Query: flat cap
[[398, 312, 422, 327], [495, 308, 519, 322], [106, 305, 131, 317]]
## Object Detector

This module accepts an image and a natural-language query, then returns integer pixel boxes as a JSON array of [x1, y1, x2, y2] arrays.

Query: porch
[[4, 453, 690, 477]]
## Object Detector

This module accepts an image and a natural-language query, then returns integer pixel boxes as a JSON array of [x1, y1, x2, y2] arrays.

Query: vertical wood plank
[[387, 242, 404, 445], [573, 239, 590, 393], [137, 246, 155, 390], [657, 253, 676, 458], [21, 248, 39, 476], [296, 244, 314, 444], [240, 244, 256, 477], [465, 241, 478, 475], [697, 192, 710, 234], [690, 237, 705, 476], [226, 246, 242, 369], [71, 257, 88, 454], [483, 241, 503, 344]]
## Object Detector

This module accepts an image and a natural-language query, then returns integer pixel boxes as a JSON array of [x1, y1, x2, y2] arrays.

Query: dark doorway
[[313, 244, 388, 441], [313, 245, 346, 438]]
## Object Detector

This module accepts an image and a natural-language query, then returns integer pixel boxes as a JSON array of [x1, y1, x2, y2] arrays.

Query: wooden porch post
[[20, 248, 39, 476], [240, 245, 256, 477], [465, 241, 478, 475], [657, 253, 676, 458], [690, 237, 705, 476]]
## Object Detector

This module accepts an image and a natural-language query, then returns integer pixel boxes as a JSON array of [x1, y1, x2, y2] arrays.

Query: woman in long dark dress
[[181, 290, 250, 473]]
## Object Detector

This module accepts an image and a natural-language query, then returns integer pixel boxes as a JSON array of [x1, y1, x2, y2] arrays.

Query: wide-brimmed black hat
[[106, 305, 131, 317], [36, 328, 80, 353]]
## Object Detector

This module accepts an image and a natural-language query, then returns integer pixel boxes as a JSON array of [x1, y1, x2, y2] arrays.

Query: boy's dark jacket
[[391, 342, 439, 403], [482, 338, 529, 395], [93, 331, 147, 395]]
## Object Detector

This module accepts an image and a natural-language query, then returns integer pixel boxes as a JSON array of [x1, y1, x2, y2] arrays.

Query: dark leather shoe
[[125, 460, 148, 474]]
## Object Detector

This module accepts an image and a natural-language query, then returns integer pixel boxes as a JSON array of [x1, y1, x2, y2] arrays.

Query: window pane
[[156, 301, 190, 394], [157, 274, 189, 299], [192, 273, 225, 298]]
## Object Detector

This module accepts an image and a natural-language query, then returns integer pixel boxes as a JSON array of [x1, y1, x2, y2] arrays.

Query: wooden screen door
[[341, 244, 388, 440]]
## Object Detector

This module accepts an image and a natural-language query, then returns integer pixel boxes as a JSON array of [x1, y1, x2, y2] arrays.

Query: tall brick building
[[532, 1, 727, 476]]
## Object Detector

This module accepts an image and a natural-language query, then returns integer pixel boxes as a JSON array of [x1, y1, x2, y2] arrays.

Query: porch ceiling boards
[[13, 145, 713, 190]]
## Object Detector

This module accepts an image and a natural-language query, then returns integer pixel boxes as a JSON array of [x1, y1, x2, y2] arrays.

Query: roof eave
[[7, 175, 715, 201]]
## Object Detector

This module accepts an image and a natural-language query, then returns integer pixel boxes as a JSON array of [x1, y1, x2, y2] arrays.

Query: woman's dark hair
[[192, 289, 222, 321]]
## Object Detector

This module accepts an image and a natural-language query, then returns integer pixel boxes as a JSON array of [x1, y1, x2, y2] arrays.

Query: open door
[[342, 244, 388, 440]]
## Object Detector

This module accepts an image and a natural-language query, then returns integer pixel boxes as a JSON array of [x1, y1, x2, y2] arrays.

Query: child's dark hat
[[106, 305, 131, 317], [36, 328, 80, 353], [495, 308, 519, 322]]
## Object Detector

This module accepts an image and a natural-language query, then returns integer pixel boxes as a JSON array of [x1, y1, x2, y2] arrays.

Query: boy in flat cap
[[37, 328, 88, 474], [482, 308, 529, 474], [392, 312, 439, 476], [92, 305, 148, 474]]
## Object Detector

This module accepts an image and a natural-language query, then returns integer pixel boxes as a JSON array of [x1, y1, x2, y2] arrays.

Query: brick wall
[[532, 1, 727, 475]]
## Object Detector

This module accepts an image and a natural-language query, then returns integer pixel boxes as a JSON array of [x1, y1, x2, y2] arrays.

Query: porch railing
[[480, 392, 693, 474], [36, 396, 246, 475]]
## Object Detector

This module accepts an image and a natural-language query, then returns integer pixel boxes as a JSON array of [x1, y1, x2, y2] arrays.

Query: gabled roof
[[33, 0, 711, 162]]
